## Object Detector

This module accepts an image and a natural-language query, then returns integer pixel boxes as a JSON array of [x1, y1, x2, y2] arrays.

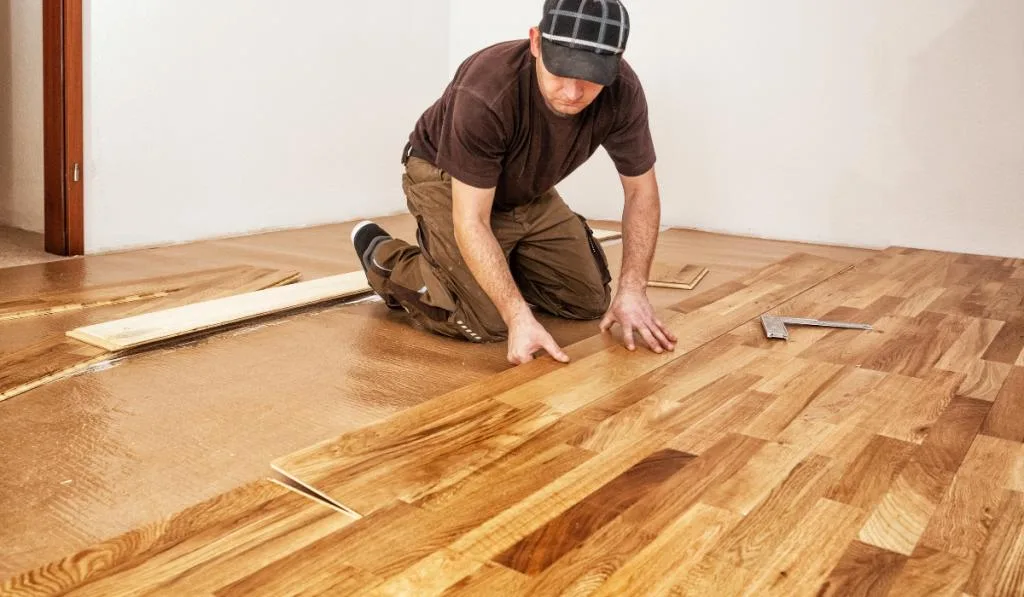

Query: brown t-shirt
[[408, 40, 656, 210]]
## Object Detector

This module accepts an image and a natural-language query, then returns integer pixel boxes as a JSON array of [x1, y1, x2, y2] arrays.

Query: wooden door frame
[[43, 0, 84, 255]]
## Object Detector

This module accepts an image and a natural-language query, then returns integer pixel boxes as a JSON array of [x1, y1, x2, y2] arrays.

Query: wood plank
[[819, 541, 908, 597], [589, 228, 621, 242], [935, 317, 1005, 373], [0, 266, 298, 402], [693, 454, 841, 572], [826, 435, 917, 510], [494, 448, 693, 574], [885, 546, 973, 597], [878, 370, 962, 444], [442, 563, 528, 596], [981, 366, 1024, 442], [588, 503, 741, 597], [647, 263, 709, 290], [963, 489, 1024, 597], [275, 254, 852, 514], [918, 434, 1021, 559], [0, 479, 355, 596], [981, 320, 1024, 364], [958, 360, 1013, 402], [857, 397, 992, 557], [67, 271, 371, 351], [742, 498, 865, 597]]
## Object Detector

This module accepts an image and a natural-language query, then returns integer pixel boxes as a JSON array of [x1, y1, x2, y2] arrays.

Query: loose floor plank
[[67, 271, 370, 351], [647, 263, 709, 290], [0, 266, 298, 402]]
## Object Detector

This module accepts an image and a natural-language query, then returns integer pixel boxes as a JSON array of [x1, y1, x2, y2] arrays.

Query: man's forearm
[[618, 189, 660, 293], [455, 221, 530, 324]]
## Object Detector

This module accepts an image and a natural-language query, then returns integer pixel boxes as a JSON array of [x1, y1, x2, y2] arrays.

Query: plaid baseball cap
[[539, 0, 631, 86]]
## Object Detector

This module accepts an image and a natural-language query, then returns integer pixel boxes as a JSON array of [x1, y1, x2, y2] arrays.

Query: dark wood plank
[[818, 541, 907, 597], [494, 449, 693, 574], [982, 320, 1024, 364], [981, 366, 1024, 442]]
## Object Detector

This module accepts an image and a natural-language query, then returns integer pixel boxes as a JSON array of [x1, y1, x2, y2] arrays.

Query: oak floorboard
[[980, 366, 1024, 442], [16, 240, 1024, 595], [0, 479, 355, 596], [818, 541, 908, 597]]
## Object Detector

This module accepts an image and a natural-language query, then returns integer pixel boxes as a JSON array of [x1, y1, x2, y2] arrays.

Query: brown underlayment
[[8, 245, 1024, 595], [0, 215, 880, 579]]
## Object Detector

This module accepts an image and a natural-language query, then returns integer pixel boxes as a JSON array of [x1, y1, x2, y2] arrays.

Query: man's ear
[[529, 26, 541, 59]]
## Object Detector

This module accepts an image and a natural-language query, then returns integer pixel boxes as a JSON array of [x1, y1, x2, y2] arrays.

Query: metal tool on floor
[[760, 314, 873, 341]]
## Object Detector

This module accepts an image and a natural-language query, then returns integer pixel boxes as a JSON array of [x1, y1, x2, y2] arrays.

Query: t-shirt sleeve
[[602, 77, 657, 177], [434, 90, 506, 189]]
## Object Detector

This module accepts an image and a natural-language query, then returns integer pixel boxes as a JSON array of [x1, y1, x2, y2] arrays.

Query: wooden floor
[[6, 243, 1023, 595], [0, 226, 64, 269], [0, 216, 888, 587]]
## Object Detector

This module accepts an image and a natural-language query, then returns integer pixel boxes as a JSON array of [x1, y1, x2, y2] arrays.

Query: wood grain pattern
[[963, 489, 1024, 597], [67, 271, 367, 350], [12, 243, 1024, 596], [0, 479, 355, 596], [981, 366, 1024, 442], [647, 263, 709, 290], [0, 266, 299, 402], [820, 541, 908, 597]]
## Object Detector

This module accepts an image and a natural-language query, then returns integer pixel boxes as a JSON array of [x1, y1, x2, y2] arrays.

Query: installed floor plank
[[20, 242, 1024, 595], [0, 479, 355, 597], [273, 253, 852, 516], [0, 219, 882, 582]]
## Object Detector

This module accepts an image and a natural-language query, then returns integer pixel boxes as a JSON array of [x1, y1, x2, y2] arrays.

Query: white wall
[[0, 0, 45, 234], [83, 1, 451, 253], [449, 0, 1024, 258]]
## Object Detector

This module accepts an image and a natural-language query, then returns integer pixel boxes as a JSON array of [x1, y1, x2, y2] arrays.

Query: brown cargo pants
[[364, 155, 613, 343]]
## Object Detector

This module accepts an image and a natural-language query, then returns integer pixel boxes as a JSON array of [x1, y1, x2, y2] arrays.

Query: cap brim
[[541, 38, 620, 86]]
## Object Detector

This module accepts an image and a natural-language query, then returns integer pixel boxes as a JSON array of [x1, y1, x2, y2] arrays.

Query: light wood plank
[[1, 266, 299, 402], [647, 263, 709, 290], [963, 490, 1024, 597], [0, 479, 355, 596], [958, 360, 1013, 402], [935, 318, 1005, 373], [67, 271, 371, 351]]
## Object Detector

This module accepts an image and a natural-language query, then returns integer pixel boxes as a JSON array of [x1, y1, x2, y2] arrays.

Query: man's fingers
[[599, 313, 615, 333], [622, 324, 636, 351], [649, 324, 674, 352], [638, 325, 662, 354], [655, 318, 678, 344], [543, 336, 571, 363]]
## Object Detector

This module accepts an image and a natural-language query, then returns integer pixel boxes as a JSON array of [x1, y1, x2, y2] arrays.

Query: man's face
[[529, 28, 605, 117]]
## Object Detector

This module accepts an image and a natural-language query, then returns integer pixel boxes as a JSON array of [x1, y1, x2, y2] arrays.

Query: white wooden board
[[67, 271, 372, 351]]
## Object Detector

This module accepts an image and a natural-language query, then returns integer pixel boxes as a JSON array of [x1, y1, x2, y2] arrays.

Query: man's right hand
[[506, 310, 570, 366]]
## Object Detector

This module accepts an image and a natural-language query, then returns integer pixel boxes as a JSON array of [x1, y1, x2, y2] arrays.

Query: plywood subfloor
[[13, 246, 1024, 595], [0, 215, 877, 579]]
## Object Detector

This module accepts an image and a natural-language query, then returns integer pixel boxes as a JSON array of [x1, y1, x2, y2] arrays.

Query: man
[[352, 0, 676, 365]]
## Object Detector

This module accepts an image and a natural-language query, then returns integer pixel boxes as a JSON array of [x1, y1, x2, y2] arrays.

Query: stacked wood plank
[[5, 248, 1024, 596]]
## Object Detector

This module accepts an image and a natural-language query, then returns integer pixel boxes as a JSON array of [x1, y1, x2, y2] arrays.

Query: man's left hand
[[599, 290, 678, 353]]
